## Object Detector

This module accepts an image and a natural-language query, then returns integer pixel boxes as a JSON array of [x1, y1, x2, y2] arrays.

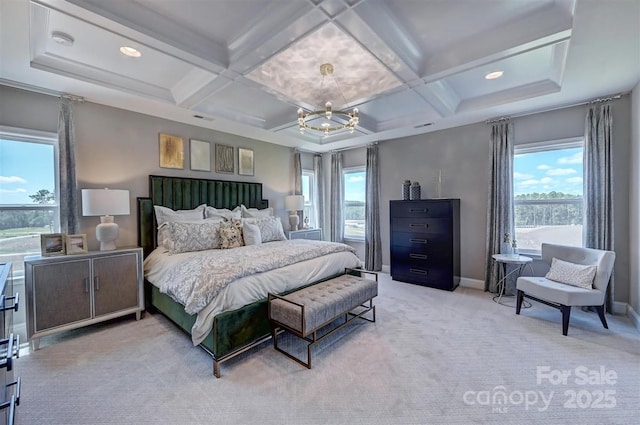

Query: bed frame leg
[[213, 360, 221, 378]]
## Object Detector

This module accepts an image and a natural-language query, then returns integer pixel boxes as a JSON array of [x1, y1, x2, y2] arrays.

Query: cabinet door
[[92, 253, 139, 317], [33, 260, 91, 331]]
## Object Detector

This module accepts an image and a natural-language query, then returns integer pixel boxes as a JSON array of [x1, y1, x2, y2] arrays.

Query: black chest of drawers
[[390, 199, 460, 290]]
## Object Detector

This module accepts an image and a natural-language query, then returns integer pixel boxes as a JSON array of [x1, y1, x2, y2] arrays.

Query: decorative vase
[[410, 182, 421, 200], [501, 233, 512, 255], [402, 180, 411, 200]]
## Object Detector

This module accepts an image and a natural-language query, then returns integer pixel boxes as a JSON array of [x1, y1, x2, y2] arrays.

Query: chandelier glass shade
[[297, 63, 359, 137]]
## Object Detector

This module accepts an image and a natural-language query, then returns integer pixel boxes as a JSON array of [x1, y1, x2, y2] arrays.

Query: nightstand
[[24, 247, 144, 350], [288, 228, 323, 240]]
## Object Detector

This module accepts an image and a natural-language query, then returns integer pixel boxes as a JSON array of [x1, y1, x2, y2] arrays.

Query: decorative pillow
[[243, 217, 287, 243], [164, 221, 222, 254], [545, 258, 597, 289], [242, 222, 262, 246], [154, 204, 206, 246], [241, 204, 274, 218], [219, 219, 244, 249], [205, 206, 241, 221]]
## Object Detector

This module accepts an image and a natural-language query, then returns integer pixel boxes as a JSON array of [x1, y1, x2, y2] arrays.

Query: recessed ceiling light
[[485, 71, 504, 80], [51, 31, 74, 46], [120, 46, 141, 58]]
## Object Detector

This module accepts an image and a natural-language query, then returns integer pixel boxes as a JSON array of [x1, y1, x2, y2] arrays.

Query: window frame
[[513, 137, 584, 256], [342, 165, 366, 242], [301, 169, 316, 228], [0, 125, 60, 276]]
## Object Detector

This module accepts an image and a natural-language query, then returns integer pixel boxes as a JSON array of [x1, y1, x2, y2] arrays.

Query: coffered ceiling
[[1, 0, 639, 152]]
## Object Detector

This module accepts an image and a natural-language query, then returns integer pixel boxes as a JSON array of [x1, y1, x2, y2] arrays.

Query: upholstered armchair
[[516, 243, 615, 336]]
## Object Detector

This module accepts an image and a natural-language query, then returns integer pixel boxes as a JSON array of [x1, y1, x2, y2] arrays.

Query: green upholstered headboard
[[137, 175, 268, 257]]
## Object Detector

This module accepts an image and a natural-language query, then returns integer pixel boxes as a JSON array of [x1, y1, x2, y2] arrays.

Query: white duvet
[[144, 242, 361, 345]]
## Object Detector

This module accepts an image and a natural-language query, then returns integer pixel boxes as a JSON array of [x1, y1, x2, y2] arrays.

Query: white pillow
[[241, 204, 274, 218], [545, 258, 597, 289], [205, 206, 241, 221], [154, 204, 206, 246], [164, 220, 222, 254], [243, 217, 286, 243], [242, 222, 262, 246]]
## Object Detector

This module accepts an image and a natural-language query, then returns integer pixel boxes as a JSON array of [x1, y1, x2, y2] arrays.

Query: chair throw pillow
[[219, 219, 244, 249], [545, 257, 597, 289]]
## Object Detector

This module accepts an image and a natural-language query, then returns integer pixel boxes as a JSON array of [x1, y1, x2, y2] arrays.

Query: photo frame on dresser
[[66, 234, 88, 254], [41, 233, 66, 256]]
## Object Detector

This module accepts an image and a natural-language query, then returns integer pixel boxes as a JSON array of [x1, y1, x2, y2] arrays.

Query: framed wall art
[[41, 233, 66, 256], [215, 144, 234, 174], [190, 139, 211, 172], [238, 147, 254, 176], [66, 234, 88, 254], [159, 133, 184, 169]]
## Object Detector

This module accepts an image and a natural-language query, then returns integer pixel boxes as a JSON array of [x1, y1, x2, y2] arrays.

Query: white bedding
[[144, 242, 361, 345]]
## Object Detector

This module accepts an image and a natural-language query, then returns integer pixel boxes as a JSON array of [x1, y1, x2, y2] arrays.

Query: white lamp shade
[[285, 195, 304, 211], [82, 189, 130, 216]]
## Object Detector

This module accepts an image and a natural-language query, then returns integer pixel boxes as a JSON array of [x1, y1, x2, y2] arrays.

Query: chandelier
[[297, 63, 359, 137]]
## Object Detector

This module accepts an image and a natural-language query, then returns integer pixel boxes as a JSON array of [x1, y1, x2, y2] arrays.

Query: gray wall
[[630, 82, 640, 315], [0, 85, 294, 251]]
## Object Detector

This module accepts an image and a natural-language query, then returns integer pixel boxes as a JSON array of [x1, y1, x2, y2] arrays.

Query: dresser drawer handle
[[409, 268, 429, 275], [409, 253, 428, 260], [0, 395, 16, 423], [409, 223, 428, 228], [409, 208, 427, 213], [409, 238, 428, 244], [4, 377, 21, 406], [0, 334, 19, 371], [94, 276, 100, 291], [0, 293, 18, 312]]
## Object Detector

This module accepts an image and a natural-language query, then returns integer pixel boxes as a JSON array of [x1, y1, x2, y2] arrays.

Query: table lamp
[[284, 195, 304, 231], [81, 188, 130, 251]]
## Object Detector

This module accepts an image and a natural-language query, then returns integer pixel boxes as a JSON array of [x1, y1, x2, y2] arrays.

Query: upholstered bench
[[268, 268, 378, 369]]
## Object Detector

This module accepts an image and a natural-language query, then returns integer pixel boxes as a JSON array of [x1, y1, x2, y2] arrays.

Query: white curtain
[[485, 122, 515, 292], [58, 99, 80, 234], [330, 152, 344, 242], [313, 154, 324, 235], [584, 103, 615, 311], [365, 145, 382, 271]]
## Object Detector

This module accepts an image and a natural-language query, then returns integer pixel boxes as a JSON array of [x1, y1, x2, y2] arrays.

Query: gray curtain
[[584, 103, 614, 311], [485, 122, 515, 292], [313, 154, 325, 236], [330, 152, 344, 243], [293, 150, 303, 228], [58, 99, 80, 234], [365, 145, 382, 271]]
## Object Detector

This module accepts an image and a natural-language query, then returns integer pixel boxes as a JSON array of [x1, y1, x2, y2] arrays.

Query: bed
[[137, 175, 360, 377]]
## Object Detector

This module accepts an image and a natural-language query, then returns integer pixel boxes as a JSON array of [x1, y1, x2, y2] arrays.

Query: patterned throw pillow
[[242, 222, 262, 246], [219, 219, 244, 249], [241, 204, 274, 218], [154, 204, 206, 246], [243, 217, 287, 243], [545, 257, 597, 289], [163, 221, 222, 254]]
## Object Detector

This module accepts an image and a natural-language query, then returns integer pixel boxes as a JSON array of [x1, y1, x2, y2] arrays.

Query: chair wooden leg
[[516, 290, 524, 315], [561, 305, 571, 336], [595, 305, 609, 329]]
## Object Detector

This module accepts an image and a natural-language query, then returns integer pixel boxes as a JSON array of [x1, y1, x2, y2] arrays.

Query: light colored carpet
[[15, 273, 640, 424]]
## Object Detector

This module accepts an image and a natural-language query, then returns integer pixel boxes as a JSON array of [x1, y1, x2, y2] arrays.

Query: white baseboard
[[628, 304, 640, 332], [459, 277, 484, 290], [381, 265, 390, 274], [612, 301, 627, 315]]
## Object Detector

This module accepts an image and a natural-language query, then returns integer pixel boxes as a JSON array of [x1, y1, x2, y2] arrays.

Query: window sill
[[343, 237, 365, 243]]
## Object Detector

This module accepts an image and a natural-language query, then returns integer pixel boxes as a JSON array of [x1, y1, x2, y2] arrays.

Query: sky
[[0, 138, 55, 205], [345, 171, 365, 202], [514, 147, 583, 196]]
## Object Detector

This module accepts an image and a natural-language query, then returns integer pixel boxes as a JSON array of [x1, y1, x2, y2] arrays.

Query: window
[[343, 167, 366, 240], [0, 127, 59, 275], [513, 138, 584, 254], [301, 170, 316, 228]]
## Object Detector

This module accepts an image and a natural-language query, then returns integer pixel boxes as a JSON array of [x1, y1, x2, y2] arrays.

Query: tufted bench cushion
[[269, 274, 378, 336]]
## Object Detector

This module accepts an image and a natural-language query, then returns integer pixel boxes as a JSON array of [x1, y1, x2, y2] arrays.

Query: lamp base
[[288, 213, 299, 231], [96, 216, 119, 251]]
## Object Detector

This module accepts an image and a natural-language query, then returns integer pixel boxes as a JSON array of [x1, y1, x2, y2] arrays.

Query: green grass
[[0, 227, 49, 239]]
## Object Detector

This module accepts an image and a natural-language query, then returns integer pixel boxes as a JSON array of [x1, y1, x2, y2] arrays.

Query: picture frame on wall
[[66, 234, 88, 255], [238, 147, 254, 176], [41, 233, 66, 256], [159, 133, 184, 169], [190, 139, 211, 172], [215, 144, 234, 174]]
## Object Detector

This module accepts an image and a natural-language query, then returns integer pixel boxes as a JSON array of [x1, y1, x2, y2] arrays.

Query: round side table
[[492, 254, 533, 306]]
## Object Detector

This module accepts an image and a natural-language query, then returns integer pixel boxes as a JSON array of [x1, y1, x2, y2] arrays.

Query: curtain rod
[[1, 78, 84, 102], [485, 93, 624, 124]]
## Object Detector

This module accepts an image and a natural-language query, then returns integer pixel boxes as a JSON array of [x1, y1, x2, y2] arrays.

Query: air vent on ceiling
[[193, 114, 214, 121], [414, 122, 434, 128]]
